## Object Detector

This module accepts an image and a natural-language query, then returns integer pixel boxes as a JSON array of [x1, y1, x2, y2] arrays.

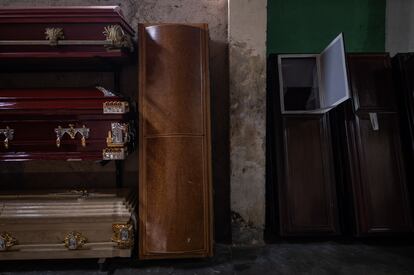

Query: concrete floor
[[1, 242, 414, 275]]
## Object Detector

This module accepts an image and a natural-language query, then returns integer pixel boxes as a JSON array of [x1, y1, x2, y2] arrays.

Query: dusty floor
[[1, 242, 414, 274]]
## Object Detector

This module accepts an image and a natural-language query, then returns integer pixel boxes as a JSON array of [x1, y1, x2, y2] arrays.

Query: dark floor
[[1, 242, 414, 275]]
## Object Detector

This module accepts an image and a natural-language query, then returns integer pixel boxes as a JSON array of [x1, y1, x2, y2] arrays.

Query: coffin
[[0, 6, 134, 60], [268, 34, 350, 236], [0, 87, 132, 161], [0, 189, 136, 260], [138, 24, 213, 259]]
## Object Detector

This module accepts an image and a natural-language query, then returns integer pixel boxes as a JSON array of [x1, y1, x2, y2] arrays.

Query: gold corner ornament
[[103, 101, 129, 114], [45, 27, 65, 46], [112, 223, 134, 248], [64, 231, 87, 250], [102, 147, 128, 160], [106, 123, 130, 148], [103, 25, 133, 52], [0, 232, 17, 251]]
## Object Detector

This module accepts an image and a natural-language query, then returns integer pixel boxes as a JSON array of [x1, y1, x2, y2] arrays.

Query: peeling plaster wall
[[229, 0, 267, 244]]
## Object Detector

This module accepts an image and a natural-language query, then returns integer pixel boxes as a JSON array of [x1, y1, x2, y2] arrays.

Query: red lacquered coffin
[[0, 87, 132, 161], [0, 6, 134, 60]]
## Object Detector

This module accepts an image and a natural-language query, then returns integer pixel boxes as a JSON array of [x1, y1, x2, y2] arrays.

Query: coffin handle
[[55, 124, 90, 148], [0, 232, 17, 251], [0, 126, 14, 149]]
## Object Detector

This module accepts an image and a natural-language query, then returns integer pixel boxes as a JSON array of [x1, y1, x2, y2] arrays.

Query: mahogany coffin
[[0, 6, 134, 61], [344, 54, 413, 235], [0, 189, 136, 260], [138, 24, 213, 259], [0, 87, 132, 161]]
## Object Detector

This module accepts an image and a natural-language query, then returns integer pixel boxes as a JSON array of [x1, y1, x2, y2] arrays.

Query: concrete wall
[[229, 0, 267, 244], [386, 0, 414, 55]]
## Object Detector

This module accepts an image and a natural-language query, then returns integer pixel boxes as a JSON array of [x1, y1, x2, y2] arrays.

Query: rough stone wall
[[229, 0, 267, 244]]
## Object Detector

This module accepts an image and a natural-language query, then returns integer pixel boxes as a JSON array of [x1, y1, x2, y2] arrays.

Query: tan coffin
[[0, 189, 136, 260]]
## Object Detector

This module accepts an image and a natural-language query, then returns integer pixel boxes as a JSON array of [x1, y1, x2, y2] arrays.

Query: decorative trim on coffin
[[0, 127, 14, 149], [63, 231, 88, 250], [103, 147, 128, 160], [55, 124, 90, 148], [112, 223, 134, 249], [103, 101, 130, 114], [0, 25, 134, 52], [0, 232, 17, 251], [106, 123, 130, 148]]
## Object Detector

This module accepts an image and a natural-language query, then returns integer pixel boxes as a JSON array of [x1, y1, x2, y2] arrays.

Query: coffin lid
[[278, 33, 350, 114], [0, 6, 134, 35], [0, 87, 125, 111], [0, 189, 135, 223]]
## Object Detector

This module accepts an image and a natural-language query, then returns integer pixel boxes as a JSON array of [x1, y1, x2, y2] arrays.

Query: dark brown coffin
[[0, 87, 132, 161], [0, 6, 134, 61], [344, 54, 413, 236], [138, 24, 213, 259], [267, 34, 349, 236]]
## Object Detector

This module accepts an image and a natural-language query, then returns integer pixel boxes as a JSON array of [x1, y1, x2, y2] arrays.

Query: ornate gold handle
[[55, 124, 90, 148], [63, 231, 87, 250], [0, 126, 14, 149], [0, 232, 17, 251], [45, 27, 65, 46], [106, 123, 130, 148], [112, 223, 134, 248]]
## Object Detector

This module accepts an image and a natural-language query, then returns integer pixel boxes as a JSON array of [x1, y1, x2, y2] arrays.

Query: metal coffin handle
[[0, 25, 133, 51], [55, 124, 90, 148], [0, 126, 14, 149]]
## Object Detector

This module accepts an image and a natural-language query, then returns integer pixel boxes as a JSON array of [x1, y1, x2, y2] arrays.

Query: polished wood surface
[[0, 87, 130, 161], [347, 54, 396, 112], [279, 115, 339, 235], [138, 24, 212, 259], [0, 6, 134, 61], [0, 189, 135, 260], [345, 54, 413, 235]]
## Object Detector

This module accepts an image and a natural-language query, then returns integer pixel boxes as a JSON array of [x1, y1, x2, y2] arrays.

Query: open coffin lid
[[278, 33, 350, 114]]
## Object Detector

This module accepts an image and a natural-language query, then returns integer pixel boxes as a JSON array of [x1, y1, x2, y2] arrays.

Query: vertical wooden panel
[[347, 54, 396, 112], [346, 54, 413, 235], [350, 113, 412, 234], [138, 24, 212, 259], [279, 115, 339, 235]]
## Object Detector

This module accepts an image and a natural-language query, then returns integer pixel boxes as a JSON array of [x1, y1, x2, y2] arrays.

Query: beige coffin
[[0, 189, 136, 260]]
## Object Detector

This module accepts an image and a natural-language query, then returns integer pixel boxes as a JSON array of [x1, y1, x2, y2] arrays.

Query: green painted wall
[[267, 0, 386, 54]]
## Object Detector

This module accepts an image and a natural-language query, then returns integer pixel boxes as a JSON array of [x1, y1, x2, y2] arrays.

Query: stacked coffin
[[0, 87, 132, 161], [0, 6, 138, 261], [0, 189, 136, 260]]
